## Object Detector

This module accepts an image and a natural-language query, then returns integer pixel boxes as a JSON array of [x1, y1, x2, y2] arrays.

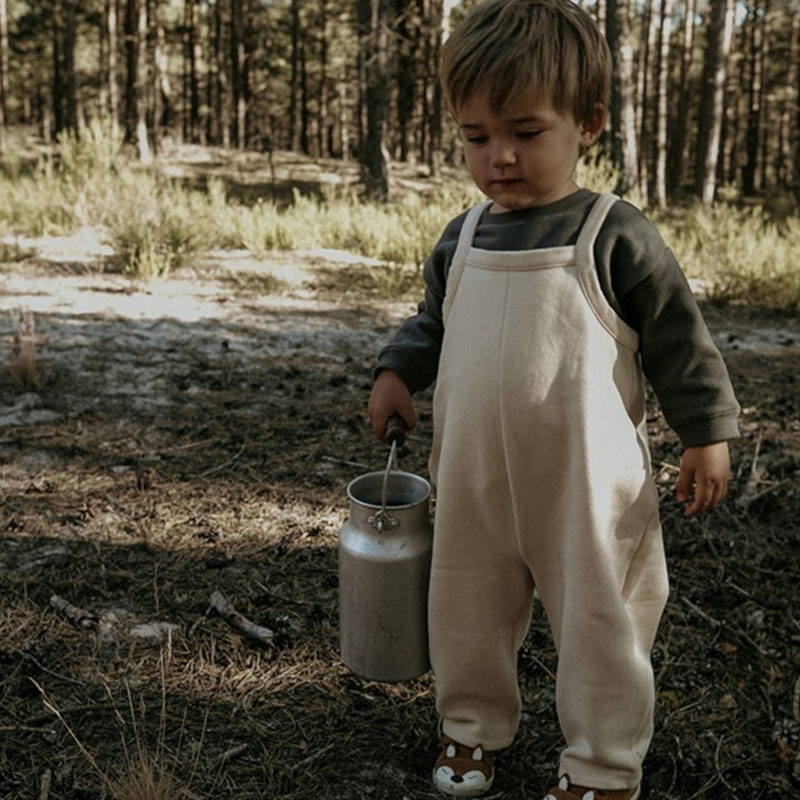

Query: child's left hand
[[676, 441, 731, 516]]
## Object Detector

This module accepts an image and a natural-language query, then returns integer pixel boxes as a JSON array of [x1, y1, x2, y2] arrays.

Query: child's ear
[[579, 103, 606, 147]]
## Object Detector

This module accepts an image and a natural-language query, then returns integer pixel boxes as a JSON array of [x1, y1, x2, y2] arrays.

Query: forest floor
[[1, 150, 799, 799]]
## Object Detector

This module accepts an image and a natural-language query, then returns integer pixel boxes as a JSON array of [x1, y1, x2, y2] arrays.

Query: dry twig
[[38, 768, 52, 800], [50, 595, 98, 629], [213, 743, 248, 767], [208, 590, 274, 645]]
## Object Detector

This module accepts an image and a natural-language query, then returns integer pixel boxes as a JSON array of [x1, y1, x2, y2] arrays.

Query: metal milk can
[[339, 419, 433, 682]]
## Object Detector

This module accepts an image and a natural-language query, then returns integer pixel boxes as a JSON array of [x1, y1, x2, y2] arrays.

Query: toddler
[[368, 1, 740, 797]]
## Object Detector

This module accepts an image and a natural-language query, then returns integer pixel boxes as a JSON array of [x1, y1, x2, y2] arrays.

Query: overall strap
[[575, 192, 639, 351], [442, 201, 492, 326], [575, 192, 619, 258]]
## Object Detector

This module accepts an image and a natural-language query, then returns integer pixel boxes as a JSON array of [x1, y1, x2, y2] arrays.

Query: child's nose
[[490, 142, 517, 167]]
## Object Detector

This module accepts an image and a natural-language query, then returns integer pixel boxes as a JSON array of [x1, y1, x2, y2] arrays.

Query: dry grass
[[8, 309, 39, 389]]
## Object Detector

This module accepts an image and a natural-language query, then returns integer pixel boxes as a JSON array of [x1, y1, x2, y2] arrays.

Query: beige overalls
[[428, 193, 670, 790]]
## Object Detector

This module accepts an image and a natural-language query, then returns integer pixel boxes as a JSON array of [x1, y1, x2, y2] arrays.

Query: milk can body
[[339, 470, 433, 682]]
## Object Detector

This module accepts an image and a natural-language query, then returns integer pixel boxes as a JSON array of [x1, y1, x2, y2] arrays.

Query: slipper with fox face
[[433, 735, 495, 797], [543, 774, 640, 800]]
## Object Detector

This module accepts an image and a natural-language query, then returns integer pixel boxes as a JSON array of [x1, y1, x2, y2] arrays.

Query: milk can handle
[[376, 416, 407, 532], [385, 415, 407, 447]]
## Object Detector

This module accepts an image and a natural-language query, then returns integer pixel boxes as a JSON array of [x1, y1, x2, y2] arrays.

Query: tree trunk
[[53, 0, 65, 137], [787, 14, 800, 186], [338, 78, 349, 161], [428, 0, 443, 176], [149, 0, 161, 154], [359, 0, 389, 200], [695, 0, 733, 206], [135, 0, 151, 162], [318, 0, 329, 157], [289, 0, 301, 150], [636, 0, 657, 204], [0, 0, 8, 151], [105, 0, 120, 139], [653, 0, 672, 208], [607, 0, 638, 196], [124, 0, 136, 142], [300, 32, 309, 154], [155, 3, 171, 131], [231, 0, 242, 148], [667, 0, 695, 196], [418, 0, 430, 164], [742, 0, 763, 194], [758, 0, 772, 188], [721, 22, 741, 186], [394, 0, 415, 162], [62, 0, 78, 132], [188, 0, 201, 142], [215, 0, 231, 147]]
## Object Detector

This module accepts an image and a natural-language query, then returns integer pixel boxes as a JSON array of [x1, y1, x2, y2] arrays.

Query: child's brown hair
[[440, 0, 611, 124]]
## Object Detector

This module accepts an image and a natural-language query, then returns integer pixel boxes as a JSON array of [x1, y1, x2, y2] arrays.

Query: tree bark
[[0, 0, 8, 150], [231, 0, 243, 148], [63, 0, 78, 132], [53, 0, 65, 137], [155, 3, 170, 131], [135, 0, 151, 162], [742, 0, 763, 194], [289, 0, 301, 150], [338, 78, 349, 161], [124, 0, 136, 142], [359, 0, 389, 200], [394, 0, 415, 162], [215, 0, 231, 147], [667, 0, 695, 196], [106, 0, 120, 139], [653, 0, 672, 208], [607, 0, 638, 196], [695, 0, 733, 206], [788, 13, 800, 186], [758, 0, 772, 188], [318, 0, 329, 157], [636, 0, 657, 204]]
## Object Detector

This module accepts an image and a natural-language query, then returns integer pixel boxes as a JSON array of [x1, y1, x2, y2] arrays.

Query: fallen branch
[[213, 743, 248, 767], [198, 444, 246, 478], [208, 590, 274, 645], [38, 768, 52, 800], [0, 724, 57, 735], [50, 595, 98, 629]]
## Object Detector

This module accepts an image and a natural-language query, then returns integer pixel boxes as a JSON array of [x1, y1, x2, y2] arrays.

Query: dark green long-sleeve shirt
[[377, 189, 740, 448]]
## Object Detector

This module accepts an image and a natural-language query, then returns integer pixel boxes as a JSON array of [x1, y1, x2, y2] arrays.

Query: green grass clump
[[107, 176, 213, 280], [656, 201, 800, 310]]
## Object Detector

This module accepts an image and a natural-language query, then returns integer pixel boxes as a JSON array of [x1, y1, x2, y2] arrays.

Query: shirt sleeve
[[597, 202, 741, 447], [374, 212, 466, 394]]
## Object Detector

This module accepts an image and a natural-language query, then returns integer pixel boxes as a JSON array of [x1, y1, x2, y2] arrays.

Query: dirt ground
[[1, 226, 799, 799]]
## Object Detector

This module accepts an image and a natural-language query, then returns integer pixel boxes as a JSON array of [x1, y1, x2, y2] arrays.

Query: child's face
[[456, 87, 603, 212]]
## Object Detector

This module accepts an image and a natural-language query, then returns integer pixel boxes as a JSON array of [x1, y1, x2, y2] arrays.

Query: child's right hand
[[368, 370, 416, 441]]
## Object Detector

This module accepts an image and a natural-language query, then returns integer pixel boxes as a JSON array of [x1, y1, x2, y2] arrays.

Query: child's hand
[[676, 442, 731, 516], [368, 370, 416, 441]]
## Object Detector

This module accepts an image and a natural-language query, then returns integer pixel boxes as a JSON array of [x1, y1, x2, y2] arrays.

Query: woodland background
[[0, 0, 799, 208], [1, 1, 800, 799]]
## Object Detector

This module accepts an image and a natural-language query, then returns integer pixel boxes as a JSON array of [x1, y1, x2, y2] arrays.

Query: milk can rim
[[346, 470, 431, 510]]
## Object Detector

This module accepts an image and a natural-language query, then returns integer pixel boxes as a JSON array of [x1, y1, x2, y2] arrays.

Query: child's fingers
[[683, 475, 728, 516], [676, 464, 694, 503]]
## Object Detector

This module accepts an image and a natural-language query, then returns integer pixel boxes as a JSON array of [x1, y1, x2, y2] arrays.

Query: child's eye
[[466, 135, 488, 145], [516, 131, 541, 140]]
